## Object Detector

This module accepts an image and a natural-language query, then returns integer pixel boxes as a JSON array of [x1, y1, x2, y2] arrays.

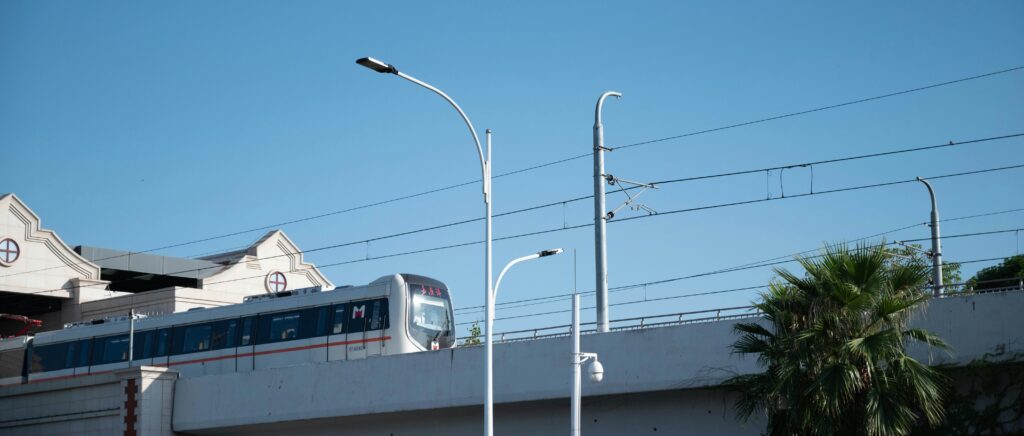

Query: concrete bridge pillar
[[115, 367, 178, 436]]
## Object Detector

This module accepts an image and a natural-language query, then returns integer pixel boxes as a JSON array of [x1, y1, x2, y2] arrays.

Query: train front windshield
[[407, 282, 454, 350]]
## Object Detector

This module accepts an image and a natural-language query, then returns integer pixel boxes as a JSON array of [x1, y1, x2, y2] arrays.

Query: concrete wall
[[192, 389, 766, 436], [172, 290, 1024, 435], [77, 286, 245, 321], [0, 367, 178, 436]]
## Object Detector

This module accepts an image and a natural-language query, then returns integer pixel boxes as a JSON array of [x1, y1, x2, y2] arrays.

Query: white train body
[[0, 273, 454, 386]]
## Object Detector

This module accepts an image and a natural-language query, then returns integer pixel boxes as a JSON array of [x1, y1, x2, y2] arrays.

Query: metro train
[[0, 273, 455, 386]]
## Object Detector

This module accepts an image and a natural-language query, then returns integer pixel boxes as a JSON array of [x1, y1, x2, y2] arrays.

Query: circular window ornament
[[0, 238, 20, 267], [266, 271, 287, 293]]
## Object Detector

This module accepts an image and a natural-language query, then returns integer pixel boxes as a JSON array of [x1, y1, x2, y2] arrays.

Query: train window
[[316, 306, 331, 336], [133, 331, 154, 359], [348, 299, 390, 333], [331, 304, 347, 334], [368, 299, 389, 331], [95, 335, 129, 365], [154, 329, 170, 357], [0, 348, 24, 379], [239, 317, 256, 346], [75, 339, 92, 367], [65, 339, 91, 368], [31, 342, 69, 373], [299, 306, 330, 339], [212, 319, 238, 349], [257, 311, 301, 344], [181, 323, 214, 353], [347, 301, 367, 333]]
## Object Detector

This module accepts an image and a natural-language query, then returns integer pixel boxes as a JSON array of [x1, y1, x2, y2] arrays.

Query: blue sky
[[2, 1, 1022, 336]]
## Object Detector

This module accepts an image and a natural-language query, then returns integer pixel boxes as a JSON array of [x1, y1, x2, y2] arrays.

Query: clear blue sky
[[2, 1, 1022, 336]]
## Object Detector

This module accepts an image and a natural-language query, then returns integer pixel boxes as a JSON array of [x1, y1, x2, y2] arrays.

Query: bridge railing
[[456, 282, 1024, 346], [457, 305, 760, 345]]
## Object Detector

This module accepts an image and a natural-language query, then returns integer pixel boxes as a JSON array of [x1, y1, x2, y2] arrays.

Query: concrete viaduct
[[2, 290, 1021, 435]]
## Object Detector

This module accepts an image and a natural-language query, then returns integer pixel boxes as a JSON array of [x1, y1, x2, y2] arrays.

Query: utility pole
[[917, 177, 943, 296], [593, 91, 621, 333]]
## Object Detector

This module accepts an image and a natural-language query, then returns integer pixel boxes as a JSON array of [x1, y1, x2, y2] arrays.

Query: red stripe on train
[[165, 336, 392, 366]]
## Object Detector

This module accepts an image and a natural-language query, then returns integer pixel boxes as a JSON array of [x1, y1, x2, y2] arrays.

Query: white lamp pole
[[571, 293, 603, 436], [356, 57, 557, 436], [489, 247, 563, 435]]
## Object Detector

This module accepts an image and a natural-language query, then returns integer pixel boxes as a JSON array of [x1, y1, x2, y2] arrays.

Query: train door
[[346, 301, 370, 360], [326, 303, 348, 362], [236, 316, 256, 372], [150, 328, 171, 368], [69, 339, 92, 376], [129, 330, 154, 368], [204, 318, 240, 375], [364, 299, 388, 357]]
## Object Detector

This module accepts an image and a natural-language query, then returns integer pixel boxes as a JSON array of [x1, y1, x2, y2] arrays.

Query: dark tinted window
[[91, 335, 129, 365], [212, 319, 238, 350], [133, 331, 154, 359], [65, 339, 91, 368], [368, 299, 389, 331], [239, 317, 256, 346], [264, 312, 300, 343], [256, 306, 334, 344], [348, 299, 389, 333], [331, 304, 347, 334], [0, 348, 24, 379], [154, 329, 170, 357], [299, 307, 330, 338], [31, 342, 69, 373], [181, 324, 213, 353]]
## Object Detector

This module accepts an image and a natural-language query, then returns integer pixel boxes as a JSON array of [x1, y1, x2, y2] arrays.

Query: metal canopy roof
[[74, 246, 225, 280]]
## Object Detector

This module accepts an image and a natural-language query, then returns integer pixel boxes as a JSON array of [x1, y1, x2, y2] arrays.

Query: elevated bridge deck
[[2, 289, 1020, 435], [172, 289, 1023, 435]]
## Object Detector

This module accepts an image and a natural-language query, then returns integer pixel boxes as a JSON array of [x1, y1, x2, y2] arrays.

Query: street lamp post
[[489, 248, 562, 432], [357, 57, 555, 436], [916, 177, 943, 296]]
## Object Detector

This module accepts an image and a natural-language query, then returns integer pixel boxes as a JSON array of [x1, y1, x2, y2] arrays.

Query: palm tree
[[726, 243, 950, 436]]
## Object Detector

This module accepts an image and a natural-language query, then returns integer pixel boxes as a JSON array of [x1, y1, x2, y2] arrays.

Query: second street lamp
[[357, 56, 497, 436]]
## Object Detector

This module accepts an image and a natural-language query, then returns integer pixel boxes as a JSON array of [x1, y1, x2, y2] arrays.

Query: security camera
[[587, 359, 604, 383]]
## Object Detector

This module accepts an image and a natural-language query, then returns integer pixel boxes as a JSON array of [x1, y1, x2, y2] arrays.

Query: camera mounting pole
[[571, 293, 603, 436]]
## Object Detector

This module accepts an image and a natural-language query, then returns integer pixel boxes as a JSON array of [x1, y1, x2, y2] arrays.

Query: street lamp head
[[538, 248, 563, 258], [356, 57, 398, 74]]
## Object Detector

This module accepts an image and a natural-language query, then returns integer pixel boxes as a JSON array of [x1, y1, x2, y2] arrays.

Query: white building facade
[[0, 193, 333, 335]]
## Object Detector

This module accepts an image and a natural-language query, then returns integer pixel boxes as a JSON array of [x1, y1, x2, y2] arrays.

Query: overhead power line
[[612, 66, 1024, 152], [455, 222, 1024, 315], [9, 161, 1024, 298], [10, 67, 1018, 277], [484, 253, 1022, 323], [5, 132, 1019, 280]]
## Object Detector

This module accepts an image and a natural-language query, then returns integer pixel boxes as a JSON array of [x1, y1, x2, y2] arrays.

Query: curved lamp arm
[[356, 57, 486, 191], [493, 249, 563, 301]]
